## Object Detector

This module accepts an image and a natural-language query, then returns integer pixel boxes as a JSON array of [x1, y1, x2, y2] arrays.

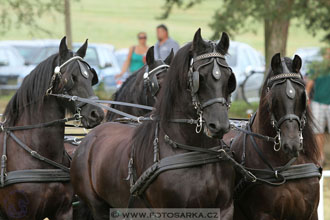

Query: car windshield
[[14, 46, 42, 64]]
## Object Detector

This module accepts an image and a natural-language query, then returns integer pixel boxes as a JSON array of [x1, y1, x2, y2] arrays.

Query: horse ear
[[271, 53, 282, 74], [59, 36, 68, 58], [216, 32, 230, 54], [76, 39, 88, 58], [192, 28, 207, 52], [146, 46, 155, 65], [164, 49, 174, 65], [292, 55, 302, 73]]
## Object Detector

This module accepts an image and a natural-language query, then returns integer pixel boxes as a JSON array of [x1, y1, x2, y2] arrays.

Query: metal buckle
[[247, 171, 257, 182], [273, 131, 281, 151], [299, 131, 304, 147], [1, 155, 7, 162], [195, 112, 203, 133]]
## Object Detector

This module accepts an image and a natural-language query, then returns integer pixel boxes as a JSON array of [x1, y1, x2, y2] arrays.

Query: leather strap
[[1, 169, 70, 187], [201, 97, 228, 109], [8, 132, 70, 172]]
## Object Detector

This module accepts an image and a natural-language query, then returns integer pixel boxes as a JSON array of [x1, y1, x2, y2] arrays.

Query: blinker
[[78, 60, 89, 79]]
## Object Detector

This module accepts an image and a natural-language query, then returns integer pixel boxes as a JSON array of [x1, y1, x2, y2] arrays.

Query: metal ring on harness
[[273, 132, 281, 151]]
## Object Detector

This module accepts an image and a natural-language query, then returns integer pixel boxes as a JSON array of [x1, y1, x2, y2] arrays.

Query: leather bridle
[[46, 56, 99, 116], [143, 63, 170, 104], [188, 45, 236, 133], [266, 60, 307, 151]]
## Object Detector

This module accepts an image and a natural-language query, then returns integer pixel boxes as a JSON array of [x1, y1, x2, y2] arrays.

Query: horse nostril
[[208, 123, 217, 130], [90, 110, 100, 120]]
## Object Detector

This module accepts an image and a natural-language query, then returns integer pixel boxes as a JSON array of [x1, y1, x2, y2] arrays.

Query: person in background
[[115, 32, 148, 79], [306, 47, 330, 164], [154, 24, 180, 60]]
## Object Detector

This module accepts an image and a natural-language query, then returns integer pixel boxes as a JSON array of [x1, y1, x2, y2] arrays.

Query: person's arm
[[115, 47, 134, 79]]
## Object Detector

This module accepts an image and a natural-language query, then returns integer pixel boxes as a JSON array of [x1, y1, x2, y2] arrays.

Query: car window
[[32, 47, 58, 64], [85, 48, 99, 66], [0, 49, 8, 65], [14, 46, 41, 64], [226, 46, 237, 67], [7, 49, 24, 66], [73, 46, 99, 67]]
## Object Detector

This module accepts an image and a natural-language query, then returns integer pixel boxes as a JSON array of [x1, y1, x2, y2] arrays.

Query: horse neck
[[16, 96, 65, 159]]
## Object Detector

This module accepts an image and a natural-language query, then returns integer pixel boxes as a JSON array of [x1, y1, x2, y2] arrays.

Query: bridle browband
[[188, 45, 234, 133], [266, 60, 306, 151]]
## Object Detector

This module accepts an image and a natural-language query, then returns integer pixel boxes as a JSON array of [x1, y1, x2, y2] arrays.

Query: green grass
[[0, 0, 327, 56]]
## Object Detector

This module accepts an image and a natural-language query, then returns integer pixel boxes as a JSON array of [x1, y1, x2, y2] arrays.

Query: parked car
[[2, 40, 46, 65], [0, 43, 34, 90], [225, 41, 265, 101], [294, 47, 322, 76], [5, 40, 121, 92]]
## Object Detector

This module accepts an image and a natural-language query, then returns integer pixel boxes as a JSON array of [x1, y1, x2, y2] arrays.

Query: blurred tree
[[0, 0, 63, 36], [161, 0, 330, 70]]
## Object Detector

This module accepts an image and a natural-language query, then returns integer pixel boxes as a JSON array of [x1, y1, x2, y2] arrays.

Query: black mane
[[105, 65, 147, 121], [155, 43, 192, 123], [3, 54, 59, 126]]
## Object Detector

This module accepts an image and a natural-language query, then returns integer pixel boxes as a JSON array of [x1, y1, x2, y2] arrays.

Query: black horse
[[71, 29, 237, 220], [106, 46, 173, 121], [224, 54, 321, 220], [0, 37, 104, 219]]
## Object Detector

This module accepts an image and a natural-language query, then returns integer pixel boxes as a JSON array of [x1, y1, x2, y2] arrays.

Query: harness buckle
[[195, 112, 203, 133], [247, 171, 257, 182], [70, 96, 78, 101], [273, 131, 281, 151], [274, 170, 279, 179], [299, 131, 304, 147], [1, 155, 7, 162], [137, 116, 143, 124]]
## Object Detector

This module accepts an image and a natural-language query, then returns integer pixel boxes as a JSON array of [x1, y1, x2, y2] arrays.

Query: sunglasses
[[138, 36, 147, 39]]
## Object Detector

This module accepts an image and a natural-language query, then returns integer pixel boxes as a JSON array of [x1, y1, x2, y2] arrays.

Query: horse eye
[[72, 75, 77, 82]]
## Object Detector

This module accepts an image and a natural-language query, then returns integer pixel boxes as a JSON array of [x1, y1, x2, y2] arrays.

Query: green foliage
[[307, 49, 330, 79], [302, 0, 330, 44], [161, 0, 330, 43], [0, 0, 64, 35], [229, 101, 259, 118]]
